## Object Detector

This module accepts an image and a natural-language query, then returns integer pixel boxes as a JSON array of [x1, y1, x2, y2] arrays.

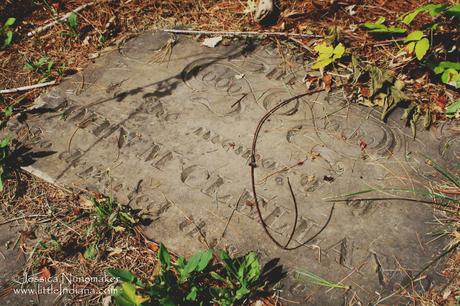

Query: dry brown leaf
[[39, 267, 51, 280], [148, 243, 159, 252], [323, 73, 332, 92]]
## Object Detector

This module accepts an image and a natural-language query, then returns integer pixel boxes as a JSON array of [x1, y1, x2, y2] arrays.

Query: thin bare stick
[[221, 192, 245, 238], [284, 177, 298, 248], [0, 214, 48, 226], [27, 2, 95, 37], [250, 88, 338, 250], [163, 28, 322, 38], [0, 81, 56, 94]]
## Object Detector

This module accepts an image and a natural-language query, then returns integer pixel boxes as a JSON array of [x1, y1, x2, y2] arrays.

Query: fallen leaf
[[148, 243, 159, 252], [323, 73, 333, 92], [283, 11, 307, 18], [202, 36, 223, 48], [246, 200, 255, 207], [359, 139, 367, 151], [433, 94, 447, 109], [345, 5, 357, 16], [304, 74, 320, 89], [442, 288, 451, 300], [108, 247, 123, 257], [360, 87, 371, 98], [39, 267, 51, 280], [78, 195, 93, 209]]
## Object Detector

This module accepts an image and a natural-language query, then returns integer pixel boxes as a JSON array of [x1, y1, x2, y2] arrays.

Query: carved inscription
[[11, 35, 448, 305]]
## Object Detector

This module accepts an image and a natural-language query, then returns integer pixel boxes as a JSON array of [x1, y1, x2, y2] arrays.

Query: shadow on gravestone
[[4, 30, 458, 305]]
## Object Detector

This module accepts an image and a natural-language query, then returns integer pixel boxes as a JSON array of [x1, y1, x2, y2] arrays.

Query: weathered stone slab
[[6, 31, 459, 304]]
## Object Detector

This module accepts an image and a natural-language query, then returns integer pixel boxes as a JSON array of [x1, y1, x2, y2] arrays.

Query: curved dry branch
[[250, 88, 337, 250]]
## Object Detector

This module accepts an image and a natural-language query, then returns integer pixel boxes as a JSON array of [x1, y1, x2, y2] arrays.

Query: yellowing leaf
[[314, 42, 334, 57], [405, 41, 416, 54], [446, 99, 460, 118], [312, 58, 333, 70], [402, 11, 419, 25], [415, 38, 429, 60], [405, 30, 424, 43], [332, 43, 345, 60]]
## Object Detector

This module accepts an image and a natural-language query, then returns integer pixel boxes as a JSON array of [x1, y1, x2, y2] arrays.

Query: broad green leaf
[[36, 57, 47, 67], [178, 249, 213, 280], [235, 285, 250, 300], [361, 22, 387, 30], [375, 16, 386, 24], [446, 4, 460, 18], [4, 105, 13, 117], [332, 43, 345, 60], [24, 62, 34, 70], [415, 38, 429, 60], [361, 22, 386, 31], [385, 26, 406, 34], [433, 65, 445, 74], [402, 4, 444, 24], [4, 17, 15, 27], [0, 136, 10, 148], [242, 252, 260, 283], [314, 42, 334, 57], [442, 69, 460, 88], [4, 31, 13, 46], [195, 249, 213, 271], [116, 282, 147, 306], [68, 12, 78, 29], [210, 271, 227, 283], [438, 61, 460, 70], [442, 69, 459, 86], [113, 294, 137, 306], [175, 256, 186, 270], [402, 4, 447, 24], [405, 31, 424, 42], [107, 268, 137, 283], [405, 41, 416, 54], [83, 244, 96, 260], [369, 26, 406, 34], [158, 243, 171, 271], [120, 211, 136, 224], [361, 16, 386, 29], [312, 58, 333, 70], [446, 99, 460, 116], [47, 60, 54, 72], [424, 4, 448, 16], [402, 11, 419, 25], [186, 286, 199, 301], [220, 250, 238, 278]]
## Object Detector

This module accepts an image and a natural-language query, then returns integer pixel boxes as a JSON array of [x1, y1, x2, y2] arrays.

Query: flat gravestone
[[6, 31, 459, 304]]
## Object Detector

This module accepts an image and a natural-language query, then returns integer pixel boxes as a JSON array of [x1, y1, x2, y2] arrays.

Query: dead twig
[[221, 191, 245, 238], [250, 88, 337, 250], [0, 81, 57, 94], [163, 29, 322, 38], [0, 214, 49, 226], [27, 2, 95, 38]]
